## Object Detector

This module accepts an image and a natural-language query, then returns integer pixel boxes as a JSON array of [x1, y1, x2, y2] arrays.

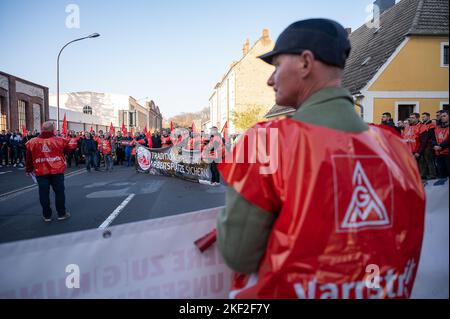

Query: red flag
[[109, 122, 115, 135], [130, 127, 134, 136], [22, 125, 27, 137], [221, 121, 228, 141], [143, 126, 148, 135], [61, 113, 68, 137], [121, 123, 127, 135], [170, 121, 174, 133], [192, 121, 196, 133]]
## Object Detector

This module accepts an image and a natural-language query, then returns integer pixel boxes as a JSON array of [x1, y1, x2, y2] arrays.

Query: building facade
[[209, 29, 275, 134], [49, 92, 162, 133], [0, 71, 49, 132], [265, 0, 449, 122]]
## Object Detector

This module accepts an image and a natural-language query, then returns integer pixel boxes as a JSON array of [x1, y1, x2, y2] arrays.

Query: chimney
[[243, 38, 250, 56], [345, 28, 352, 36]]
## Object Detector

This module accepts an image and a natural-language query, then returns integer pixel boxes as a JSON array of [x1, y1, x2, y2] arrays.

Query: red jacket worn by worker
[[161, 135, 172, 148], [219, 120, 425, 299], [402, 123, 423, 153], [434, 125, 449, 156], [26, 131, 70, 176], [67, 136, 79, 151], [101, 139, 112, 155]]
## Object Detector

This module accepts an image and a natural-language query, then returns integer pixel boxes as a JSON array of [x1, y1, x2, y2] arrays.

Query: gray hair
[[41, 121, 54, 132]]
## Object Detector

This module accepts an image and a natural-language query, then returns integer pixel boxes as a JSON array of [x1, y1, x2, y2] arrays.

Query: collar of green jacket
[[290, 86, 369, 133]]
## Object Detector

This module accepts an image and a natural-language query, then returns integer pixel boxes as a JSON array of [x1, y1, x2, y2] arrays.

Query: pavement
[[0, 164, 226, 244]]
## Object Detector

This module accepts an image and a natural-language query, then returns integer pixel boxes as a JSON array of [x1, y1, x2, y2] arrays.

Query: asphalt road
[[0, 164, 226, 244]]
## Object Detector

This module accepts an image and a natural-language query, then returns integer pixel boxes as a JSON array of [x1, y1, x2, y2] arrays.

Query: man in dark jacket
[[381, 112, 401, 133], [0, 130, 7, 167], [419, 112, 437, 180], [81, 132, 98, 172], [151, 130, 162, 148]]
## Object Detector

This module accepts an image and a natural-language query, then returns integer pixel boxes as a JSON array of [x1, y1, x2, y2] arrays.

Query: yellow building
[[266, 0, 449, 123], [209, 29, 274, 133]]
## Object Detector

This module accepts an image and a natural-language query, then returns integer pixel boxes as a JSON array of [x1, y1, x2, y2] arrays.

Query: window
[[18, 100, 26, 129], [0, 96, 7, 131], [83, 105, 92, 115], [395, 102, 418, 122], [441, 43, 449, 67]]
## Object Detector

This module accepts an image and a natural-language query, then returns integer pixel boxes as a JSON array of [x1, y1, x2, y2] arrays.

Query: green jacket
[[217, 87, 369, 273]]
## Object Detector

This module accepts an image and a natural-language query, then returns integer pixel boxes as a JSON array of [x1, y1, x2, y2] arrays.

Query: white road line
[[0, 169, 86, 201], [98, 193, 135, 229], [0, 171, 12, 175]]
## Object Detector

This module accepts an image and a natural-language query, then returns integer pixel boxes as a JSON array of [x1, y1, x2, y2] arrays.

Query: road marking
[[0, 171, 12, 175], [98, 193, 135, 229], [0, 169, 86, 201]]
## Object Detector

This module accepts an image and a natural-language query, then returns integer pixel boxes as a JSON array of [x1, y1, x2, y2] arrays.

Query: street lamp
[[56, 33, 100, 131]]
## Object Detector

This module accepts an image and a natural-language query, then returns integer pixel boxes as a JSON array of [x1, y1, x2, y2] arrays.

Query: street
[[0, 165, 226, 244]]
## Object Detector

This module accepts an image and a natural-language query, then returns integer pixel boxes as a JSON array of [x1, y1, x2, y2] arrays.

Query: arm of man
[[217, 124, 281, 274], [217, 187, 276, 273]]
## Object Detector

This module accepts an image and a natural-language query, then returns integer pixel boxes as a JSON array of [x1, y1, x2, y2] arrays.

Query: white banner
[[0, 183, 447, 299], [0, 207, 232, 299]]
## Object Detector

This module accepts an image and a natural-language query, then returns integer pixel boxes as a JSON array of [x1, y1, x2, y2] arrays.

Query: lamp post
[[57, 33, 100, 131]]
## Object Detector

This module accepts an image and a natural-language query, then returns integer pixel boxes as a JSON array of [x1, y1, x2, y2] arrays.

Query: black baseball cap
[[259, 18, 351, 69]]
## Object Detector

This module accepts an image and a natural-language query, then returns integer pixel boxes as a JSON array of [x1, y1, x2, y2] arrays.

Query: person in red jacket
[[432, 110, 449, 178], [161, 129, 173, 148], [217, 19, 425, 299], [25, 122, 71, 222], [66, 130, 80, 168], [102, 132, 114, 172], [402, 113, 424, 162]]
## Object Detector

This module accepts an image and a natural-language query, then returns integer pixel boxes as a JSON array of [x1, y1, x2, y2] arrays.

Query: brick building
[[0, 71, 49, 132]]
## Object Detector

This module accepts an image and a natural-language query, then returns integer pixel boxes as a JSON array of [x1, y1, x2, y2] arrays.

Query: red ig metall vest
[[161, 135, 172, 148], [402, 123, 423, 153], [67, 136, 79, 151], [434, 125, 449, 156], [219, 119, 425, 299], [26, 136, 68, 176], [101, 139, 112, 155]]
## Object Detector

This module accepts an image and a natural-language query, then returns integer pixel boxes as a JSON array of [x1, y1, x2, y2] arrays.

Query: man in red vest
[[432, 110, 449, 178], [25, 122, 71, 222], [66, 130, 80, 168], [161, 129, 173, 148], [217, 19, 425, 299], [402, 113, 424, 162]]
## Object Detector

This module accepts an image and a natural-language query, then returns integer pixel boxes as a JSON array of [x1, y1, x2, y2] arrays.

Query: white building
[[49, 91, 163, 132]]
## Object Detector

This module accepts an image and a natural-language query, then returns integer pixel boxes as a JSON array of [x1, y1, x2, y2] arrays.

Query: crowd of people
[[0, 129, 39, 168], [379, 109, 449, 180], [1, 126, 233, 186]]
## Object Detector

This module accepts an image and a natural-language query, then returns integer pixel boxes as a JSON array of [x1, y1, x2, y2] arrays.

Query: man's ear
[[298, 50, 315, 77]]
